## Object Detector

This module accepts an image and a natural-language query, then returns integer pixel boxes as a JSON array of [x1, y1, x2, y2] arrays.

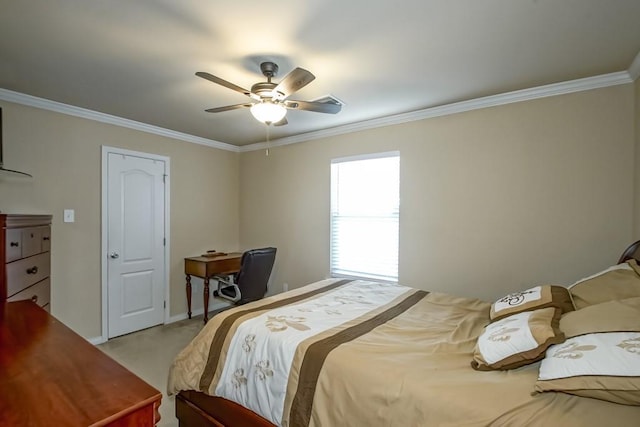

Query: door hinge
[[163, 174, 167, 183], [164, 301, 166, 309], [163, 237, 166, 246]]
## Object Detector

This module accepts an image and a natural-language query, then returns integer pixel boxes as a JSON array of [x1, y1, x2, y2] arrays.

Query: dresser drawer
[[6, 253, 51, 297], [5, 228, 22, 262], [4, 226, 49, 262], [41, 227, 51, 252], [7, 278, 50, 308], [21, 227, 44, 258]]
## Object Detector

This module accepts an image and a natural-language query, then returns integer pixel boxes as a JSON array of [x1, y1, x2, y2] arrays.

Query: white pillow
[[471, 307, 564, 371], [535, 332, 640, 405]]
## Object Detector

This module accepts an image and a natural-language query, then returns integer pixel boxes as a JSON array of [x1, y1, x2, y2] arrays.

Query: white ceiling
[[1, 0, 640, 147]]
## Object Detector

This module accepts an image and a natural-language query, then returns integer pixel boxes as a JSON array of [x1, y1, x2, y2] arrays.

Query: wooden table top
[[0, 301, 162, 426], [184, 252, 242, 280]]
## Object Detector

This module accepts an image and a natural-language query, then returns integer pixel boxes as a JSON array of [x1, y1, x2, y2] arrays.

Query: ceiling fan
[[196, 61, 342, 126]]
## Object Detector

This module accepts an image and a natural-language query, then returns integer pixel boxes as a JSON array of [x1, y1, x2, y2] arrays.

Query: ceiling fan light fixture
[[250, 101, 287, 124], [198, 62, 339, 125]]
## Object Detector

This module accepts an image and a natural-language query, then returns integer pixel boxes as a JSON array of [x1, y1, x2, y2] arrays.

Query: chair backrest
[[235, 247, 277, 304]]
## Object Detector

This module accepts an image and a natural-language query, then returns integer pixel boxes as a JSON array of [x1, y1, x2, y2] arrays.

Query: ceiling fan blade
[[284, 100, 342, 114], [273, 68, 315, 98], [196, 72, 252, 97], [273, 117, 288, 126], [204, 103, 253, 113]]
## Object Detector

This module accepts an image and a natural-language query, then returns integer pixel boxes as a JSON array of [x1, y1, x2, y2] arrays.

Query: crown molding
[[0, 88, 239, 152], [240, 71, 633, 152], [0, 68, 634, 155]]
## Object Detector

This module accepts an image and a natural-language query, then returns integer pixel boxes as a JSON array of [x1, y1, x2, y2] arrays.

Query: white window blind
[[330, 152, 399, 282]]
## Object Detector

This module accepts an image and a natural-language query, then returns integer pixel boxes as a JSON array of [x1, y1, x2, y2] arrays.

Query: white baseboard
[[167, 307, 204, 324], [167, 300, 232, 324]]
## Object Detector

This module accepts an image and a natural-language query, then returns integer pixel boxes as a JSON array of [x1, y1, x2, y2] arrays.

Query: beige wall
[[1, 81, 636, 337], [240, 84, 635, 301], [0, 101, 239, 338]]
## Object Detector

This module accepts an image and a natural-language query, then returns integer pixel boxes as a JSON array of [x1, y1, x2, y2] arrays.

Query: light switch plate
[[64, 209, 75, 223]]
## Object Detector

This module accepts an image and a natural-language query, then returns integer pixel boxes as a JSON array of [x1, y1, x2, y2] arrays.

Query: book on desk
[[200, 250, 228, 258]]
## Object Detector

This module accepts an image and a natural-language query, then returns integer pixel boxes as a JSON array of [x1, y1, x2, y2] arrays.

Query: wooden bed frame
[[175, 240, 640, 427], [176, 390, 275, 427]]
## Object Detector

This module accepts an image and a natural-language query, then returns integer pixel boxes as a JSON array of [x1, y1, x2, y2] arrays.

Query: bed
[[168, 242, 640, 426]]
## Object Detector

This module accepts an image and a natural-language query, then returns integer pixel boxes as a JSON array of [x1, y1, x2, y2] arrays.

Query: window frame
[[329, 151, 400, 283]]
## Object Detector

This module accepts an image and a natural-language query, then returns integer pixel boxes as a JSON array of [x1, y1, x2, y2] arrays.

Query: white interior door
[[106, 151, 166, 338]]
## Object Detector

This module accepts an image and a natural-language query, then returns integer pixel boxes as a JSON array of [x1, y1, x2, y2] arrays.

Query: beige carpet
[[97, 316, 205, 427]]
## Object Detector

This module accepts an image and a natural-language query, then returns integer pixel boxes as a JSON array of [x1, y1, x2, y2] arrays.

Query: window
[[330, 152, 400, 282]]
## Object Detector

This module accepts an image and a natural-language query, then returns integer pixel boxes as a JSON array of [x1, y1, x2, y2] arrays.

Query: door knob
[[109, 251, 120, 259]]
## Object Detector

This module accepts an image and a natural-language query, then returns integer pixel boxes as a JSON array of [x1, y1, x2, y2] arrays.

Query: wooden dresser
[[1, 214, 52, 312], [0, 214, 162, 425], [0, 301, 162, 426]]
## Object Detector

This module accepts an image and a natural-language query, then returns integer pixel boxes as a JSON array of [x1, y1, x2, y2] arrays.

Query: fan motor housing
[[251, 81, 280, 99]]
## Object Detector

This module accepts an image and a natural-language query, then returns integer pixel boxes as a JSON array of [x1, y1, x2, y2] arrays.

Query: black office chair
[[214, 247, 277, 305]]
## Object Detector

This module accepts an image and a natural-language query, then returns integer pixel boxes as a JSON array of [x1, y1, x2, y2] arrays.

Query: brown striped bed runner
[[288, 289, 428, 427], [199, 279, 355, 392], [194, 278, 427, 426]]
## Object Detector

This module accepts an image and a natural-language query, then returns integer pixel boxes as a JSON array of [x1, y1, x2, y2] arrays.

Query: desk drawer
[[6, 253, 51, 297], [7, 278, 51, 308]]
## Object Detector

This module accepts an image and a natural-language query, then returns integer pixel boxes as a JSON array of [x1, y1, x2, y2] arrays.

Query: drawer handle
[[43, 236, 50, 241], [26, 266, 39, 275], [10, 241, 19, 247], [31, 295, 39, 303]]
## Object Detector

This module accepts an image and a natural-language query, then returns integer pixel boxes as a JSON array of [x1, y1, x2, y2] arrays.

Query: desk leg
[[203, 277, 210, 323], [186, 275, 192, 319]]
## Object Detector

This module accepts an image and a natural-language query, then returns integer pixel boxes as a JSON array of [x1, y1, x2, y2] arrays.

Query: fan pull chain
[[265, 123, 270, 156]]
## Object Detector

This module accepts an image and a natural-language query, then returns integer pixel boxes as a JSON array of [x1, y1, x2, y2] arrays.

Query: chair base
[[214, 276, 241, 303]]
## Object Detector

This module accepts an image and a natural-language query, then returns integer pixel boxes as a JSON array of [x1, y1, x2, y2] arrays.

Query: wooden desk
[[184, 253, 242, 322], [0, 301, 162, 426]]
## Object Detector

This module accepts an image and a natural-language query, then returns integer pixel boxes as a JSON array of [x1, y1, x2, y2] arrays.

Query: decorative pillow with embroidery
[[535, 332, 640, 405], [490, 285, 574, 321], [471, 307, 565, 371], [569, 259, 640, 310]]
